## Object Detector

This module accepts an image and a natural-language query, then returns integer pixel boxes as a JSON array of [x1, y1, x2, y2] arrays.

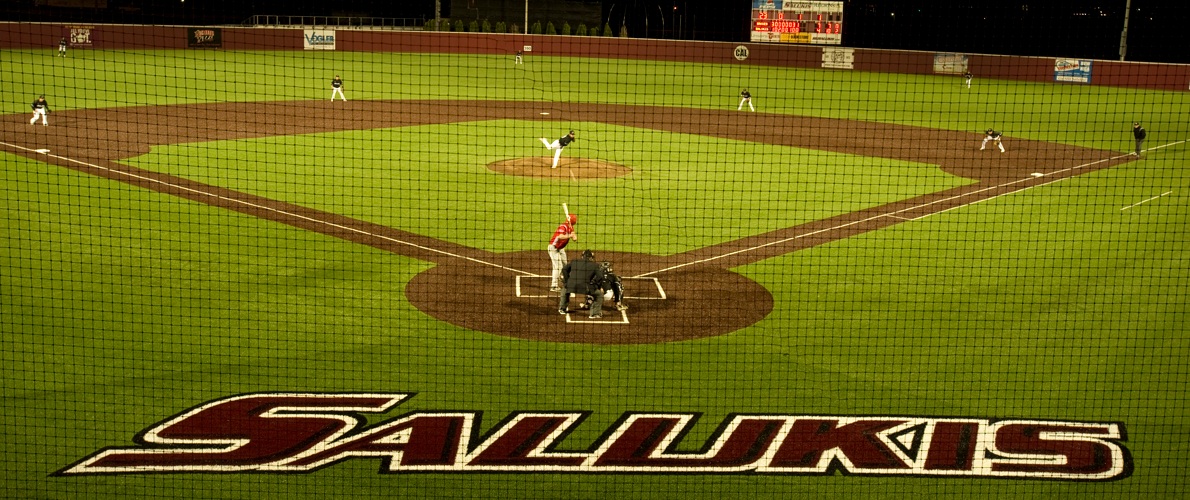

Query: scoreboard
[[750, 0, 843, 45]]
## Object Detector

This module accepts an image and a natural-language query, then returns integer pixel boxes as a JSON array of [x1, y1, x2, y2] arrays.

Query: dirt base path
[[1, 100, 1134, 344]]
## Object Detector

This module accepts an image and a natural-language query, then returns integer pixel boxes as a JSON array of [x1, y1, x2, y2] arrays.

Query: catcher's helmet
[[582, 249, 594, 260]]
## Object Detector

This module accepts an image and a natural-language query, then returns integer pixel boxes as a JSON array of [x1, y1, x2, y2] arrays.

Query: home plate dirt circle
[[488, 157, 632, 179], [405, 250, 774, 345]]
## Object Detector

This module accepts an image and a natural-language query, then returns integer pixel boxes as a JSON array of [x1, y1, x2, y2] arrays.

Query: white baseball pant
[[541, 138, 564, 167], [547, 244, 567, 289]]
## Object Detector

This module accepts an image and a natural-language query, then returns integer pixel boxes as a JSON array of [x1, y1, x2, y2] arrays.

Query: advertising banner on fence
[[821, 47, 853, 69], [187, 28, 222, 48], [303, 30, 336, 50], [933, 53, 969, 75], [63, 25, 95, 48], [1054, 58, 1092, 83]]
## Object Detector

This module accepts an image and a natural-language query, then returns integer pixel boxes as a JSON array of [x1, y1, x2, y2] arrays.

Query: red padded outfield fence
[[2, 21, 1188, 91]]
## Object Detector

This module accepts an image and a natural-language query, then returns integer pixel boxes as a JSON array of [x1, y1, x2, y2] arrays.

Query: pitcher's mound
[[488, 157, 632, 179]]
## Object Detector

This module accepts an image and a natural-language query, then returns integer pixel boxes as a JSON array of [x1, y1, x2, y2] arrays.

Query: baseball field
[[2, 40, 1188, 499]]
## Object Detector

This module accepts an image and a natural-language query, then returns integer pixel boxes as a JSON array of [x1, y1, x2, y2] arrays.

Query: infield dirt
[[1, 100, 1134, 343]]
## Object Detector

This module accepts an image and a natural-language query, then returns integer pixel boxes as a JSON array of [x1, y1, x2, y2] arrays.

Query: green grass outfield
[[3, 48, 1189, 499]]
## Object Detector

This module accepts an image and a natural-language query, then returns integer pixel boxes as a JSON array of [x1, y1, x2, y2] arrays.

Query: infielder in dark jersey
[[330, 75, 346, 101], [30, 95, 50, 126], [738, 89, 754, 111], [981, 128, 1005, 153]]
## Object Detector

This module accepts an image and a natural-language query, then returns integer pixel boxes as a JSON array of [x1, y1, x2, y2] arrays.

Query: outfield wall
[[3, 22, 1188, 91]]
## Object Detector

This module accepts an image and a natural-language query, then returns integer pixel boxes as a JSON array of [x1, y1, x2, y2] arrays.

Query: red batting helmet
[[567, 214, 577, 224]]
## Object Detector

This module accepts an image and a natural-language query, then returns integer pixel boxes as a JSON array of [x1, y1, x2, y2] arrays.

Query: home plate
[[1030, 172, 1043, 177]]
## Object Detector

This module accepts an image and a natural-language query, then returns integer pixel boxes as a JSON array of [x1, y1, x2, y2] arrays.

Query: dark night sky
[[1, 0, 1186, 63], [840, 1, 1189, 63]]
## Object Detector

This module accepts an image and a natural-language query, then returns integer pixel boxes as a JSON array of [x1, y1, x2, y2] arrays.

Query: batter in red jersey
[[547, 213, 578, 291]]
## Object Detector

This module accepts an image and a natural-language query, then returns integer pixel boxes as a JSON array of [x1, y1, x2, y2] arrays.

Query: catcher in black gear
[[588, 261, 627, 311]]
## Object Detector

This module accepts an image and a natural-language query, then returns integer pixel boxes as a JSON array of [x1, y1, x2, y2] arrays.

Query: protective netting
[[1, 7, 1187, 499]]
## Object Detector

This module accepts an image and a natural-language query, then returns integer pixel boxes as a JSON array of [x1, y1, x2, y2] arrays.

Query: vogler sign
[[60, 393, 1131, 481]]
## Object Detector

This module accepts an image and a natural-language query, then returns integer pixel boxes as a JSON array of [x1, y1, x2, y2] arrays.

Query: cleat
[[616, 304, 628, 311]]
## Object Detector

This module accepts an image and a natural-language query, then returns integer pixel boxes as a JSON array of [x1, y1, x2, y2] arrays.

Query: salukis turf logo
[[60, 393, 1131, 481]]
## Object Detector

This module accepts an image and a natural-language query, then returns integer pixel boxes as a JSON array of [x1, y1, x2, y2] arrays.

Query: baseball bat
[[563, 203, 569, 218]]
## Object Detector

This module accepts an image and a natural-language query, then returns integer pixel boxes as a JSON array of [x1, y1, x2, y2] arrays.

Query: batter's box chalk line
[[514, 275, 667, 300], [563, 310, 629, 324]]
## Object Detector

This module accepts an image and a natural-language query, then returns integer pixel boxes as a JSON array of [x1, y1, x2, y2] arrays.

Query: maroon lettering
[[61, 393, 1131, 481], [594, 416, 783, 469], [770, 419, 908, 470], [991, 423, 1123, 477], [283, 414, 469, 469], [62, 393, 405, 473], [468, 414, 586, 467], [923, 421, 980, 471]]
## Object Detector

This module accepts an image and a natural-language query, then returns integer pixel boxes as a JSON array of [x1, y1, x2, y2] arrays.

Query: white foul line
[[11, 137, 1184, 281], [1121, 191, 1172, 211], [636, 147, 1173, 278], [1, 141, 532, 275]]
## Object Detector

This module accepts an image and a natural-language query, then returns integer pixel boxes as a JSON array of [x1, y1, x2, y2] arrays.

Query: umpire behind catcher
[[558, 249, 604, 318]]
